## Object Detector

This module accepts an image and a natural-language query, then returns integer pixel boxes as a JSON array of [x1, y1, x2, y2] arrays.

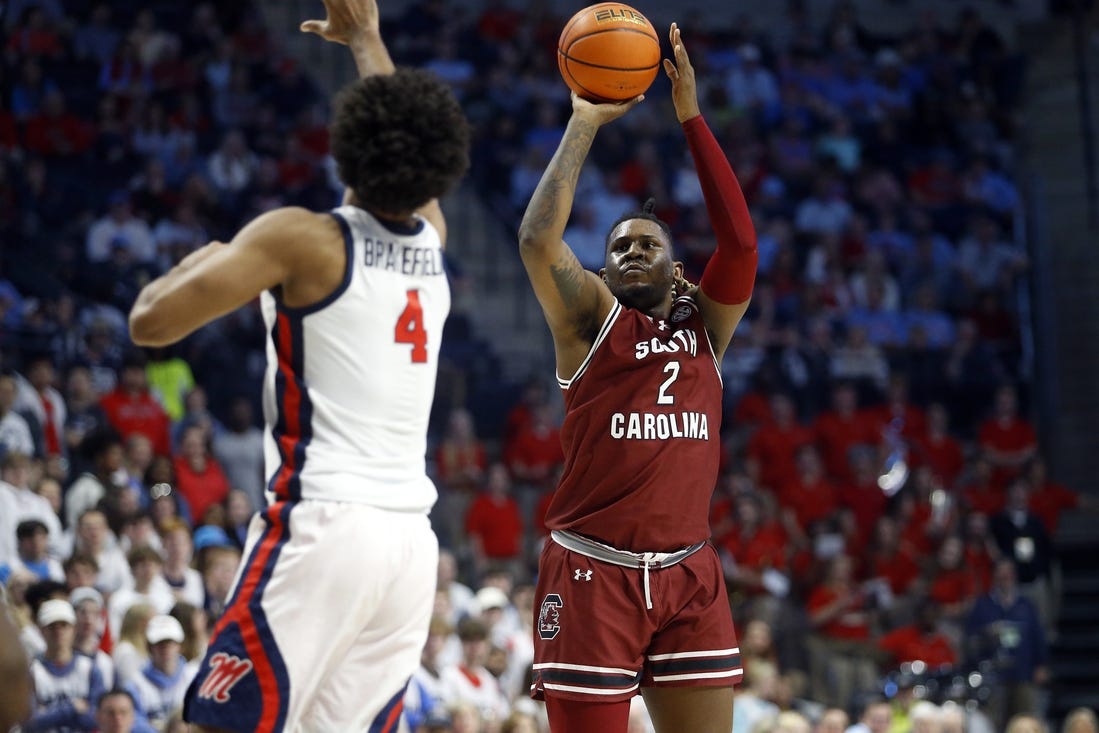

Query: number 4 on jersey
[[395, 289, 428, 363]]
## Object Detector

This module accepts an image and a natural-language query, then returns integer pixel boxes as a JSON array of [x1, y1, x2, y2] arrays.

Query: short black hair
[[97, 688, 136, 710], [605, 198, 673, 250], [16, 519, 47, 540], [331, 68, 470, 215]]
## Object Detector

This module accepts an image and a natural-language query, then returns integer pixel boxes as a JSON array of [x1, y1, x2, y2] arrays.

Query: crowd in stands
[[0, 0, 1097, 731]]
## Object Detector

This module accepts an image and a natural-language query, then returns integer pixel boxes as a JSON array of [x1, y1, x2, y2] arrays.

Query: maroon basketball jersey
[[544, 297, 723, 551]]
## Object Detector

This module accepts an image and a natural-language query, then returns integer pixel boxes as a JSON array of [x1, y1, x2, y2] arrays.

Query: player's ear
[[599, 267, 607, 282], [673, 261, 685, 279]]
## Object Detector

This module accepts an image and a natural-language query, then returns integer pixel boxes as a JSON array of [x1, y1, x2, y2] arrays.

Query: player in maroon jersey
[[517, 24, 758, 733]]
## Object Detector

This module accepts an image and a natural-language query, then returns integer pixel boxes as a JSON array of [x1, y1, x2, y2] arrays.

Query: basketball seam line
[[558, 49, 660, 73]]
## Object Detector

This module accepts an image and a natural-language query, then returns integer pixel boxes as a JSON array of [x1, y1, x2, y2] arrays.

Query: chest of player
[[575, 307, 720, 417]]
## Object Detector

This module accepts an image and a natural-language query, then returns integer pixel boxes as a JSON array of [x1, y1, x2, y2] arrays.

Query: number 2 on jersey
[[395, 289, 428, 363], [657, 361, 680, 404]]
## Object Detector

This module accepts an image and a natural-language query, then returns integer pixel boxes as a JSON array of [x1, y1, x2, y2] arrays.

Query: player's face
[[602, 219, 681, 312]]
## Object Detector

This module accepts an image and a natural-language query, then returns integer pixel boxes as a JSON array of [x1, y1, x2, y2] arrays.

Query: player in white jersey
[[127, 0, 470, 729]]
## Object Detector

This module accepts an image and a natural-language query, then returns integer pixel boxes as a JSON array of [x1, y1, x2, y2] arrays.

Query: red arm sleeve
[[682, 115, 758, 305]]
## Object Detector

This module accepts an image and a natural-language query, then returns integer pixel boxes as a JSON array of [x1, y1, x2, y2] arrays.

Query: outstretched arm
[[517, 93, 640, 378], [665, 23, 757, 363], [301, 0, 446, 241], [129, 208, 332, 346]]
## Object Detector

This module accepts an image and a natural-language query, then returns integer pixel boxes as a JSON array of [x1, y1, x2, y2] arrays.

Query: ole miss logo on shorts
[[197, 652, 254, 703], [539, 594, 563, 640]]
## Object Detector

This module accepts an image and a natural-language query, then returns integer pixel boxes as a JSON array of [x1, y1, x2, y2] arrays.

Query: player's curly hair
[[605, 197, 673, 249], [331, 68, 471, 215]]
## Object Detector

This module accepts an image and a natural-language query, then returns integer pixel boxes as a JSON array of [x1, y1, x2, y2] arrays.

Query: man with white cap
[[25, 598, 105, 731], [70, 586, 114, 689], [127, 614, 198, 729]]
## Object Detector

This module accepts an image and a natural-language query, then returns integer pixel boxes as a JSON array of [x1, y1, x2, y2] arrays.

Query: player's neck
[[348, 194, 418, 230]]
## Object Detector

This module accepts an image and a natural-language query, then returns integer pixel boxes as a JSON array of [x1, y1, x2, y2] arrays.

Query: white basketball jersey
[[259, 205, 450, 512]]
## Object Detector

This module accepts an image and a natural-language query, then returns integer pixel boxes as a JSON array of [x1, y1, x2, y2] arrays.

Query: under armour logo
[[197, 652, 253, 703], [574, 569, 592, 581]]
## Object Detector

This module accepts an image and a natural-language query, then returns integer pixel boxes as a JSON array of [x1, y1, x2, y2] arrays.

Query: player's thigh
[[641, 685, 735, 733], [299, 516, 438, 732]]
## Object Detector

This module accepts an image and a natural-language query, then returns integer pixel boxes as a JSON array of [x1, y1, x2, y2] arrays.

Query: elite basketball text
[[594, 7, 648, 25]]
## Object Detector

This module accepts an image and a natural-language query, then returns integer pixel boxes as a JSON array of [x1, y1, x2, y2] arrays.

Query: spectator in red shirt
[[877, 601, 957, 671], [927, 534, 979, 628], [1025, 455, 1098, 536], [746, 393, 814, 492], [719, 492, 789, 600], [779, 445, 839, 540], [465, 463, 524, 581], [862, 373, 926, 443], [434, 407, 487, 495], [896, 465, 955, 556], [22, 90, 93, 158], [961, 453, 1007, 517], [836, 447, 890, 541], [172, 424, 230, 526], [99, 353, 171, 456], [806, 554, 879, 708], [911, 402, 965, 488], [813, 381, 875, 483], [978, 384, 1037, 488], [864, 516, 922, 599], [962, 511, 998, 594], [502, 403, 563, 493]]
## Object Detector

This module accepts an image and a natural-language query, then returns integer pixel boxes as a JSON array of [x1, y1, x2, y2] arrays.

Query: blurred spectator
[[990, 478, 1054, 631], [0, 519, 63, 583], [0, 371, 35, 457], [70, 586, 114, 688], [65, 427, 125, 529], [440, 616, 510, 727], [107, 545, 174, 640], [71, 508, 131, 596], [404, 614, 454, 731], [211, 396, 263, 513], [128, 614, 198, 728], [0, 452, 63, 561], [171, 424, 230, 526], [22, 355, 66, 463], [806, 554, 878, 709], [100, 352, 171, 458], [86, 190, 157, 265], [1062, 709, 1099, 733], [965, 559, 1048, 730], [731, 659, 781, 733], [978, 384, 1037, 488], [747, 393, 813, 492], [113, 602, 155, 687], [465, 464, 524, 582], [1025, 455, 1098, 536], [26, 599, 104, 732]]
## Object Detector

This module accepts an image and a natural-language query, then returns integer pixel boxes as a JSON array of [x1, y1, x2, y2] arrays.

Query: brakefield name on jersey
[[610, 411, 710, 440], [362, 237, 445, 276]]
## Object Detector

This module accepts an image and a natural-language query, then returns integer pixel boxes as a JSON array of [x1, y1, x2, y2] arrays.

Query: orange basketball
[[558, 3, 661, 103]]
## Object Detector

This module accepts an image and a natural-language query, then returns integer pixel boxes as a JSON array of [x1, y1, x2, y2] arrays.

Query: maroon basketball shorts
[[530, 535, 742, 702]]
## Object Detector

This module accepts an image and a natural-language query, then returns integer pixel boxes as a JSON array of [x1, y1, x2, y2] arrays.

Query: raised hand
[[570, 91, 645, 127], [663, 22, 701, 123], [300, 0, 380, 45]]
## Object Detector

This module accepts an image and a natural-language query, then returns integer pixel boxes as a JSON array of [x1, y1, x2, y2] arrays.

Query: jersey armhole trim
[[557, 301, 621, 390], [271, 211, 355, 317]]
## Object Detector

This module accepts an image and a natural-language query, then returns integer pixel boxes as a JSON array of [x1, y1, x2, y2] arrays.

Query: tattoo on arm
[[523, 118, 598, 235], [549, 250, 586, 303]]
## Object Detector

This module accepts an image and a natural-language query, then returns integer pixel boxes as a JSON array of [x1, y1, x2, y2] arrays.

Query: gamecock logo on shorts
[[197, 652, 254, 703], [538, 593, 563, 640]]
